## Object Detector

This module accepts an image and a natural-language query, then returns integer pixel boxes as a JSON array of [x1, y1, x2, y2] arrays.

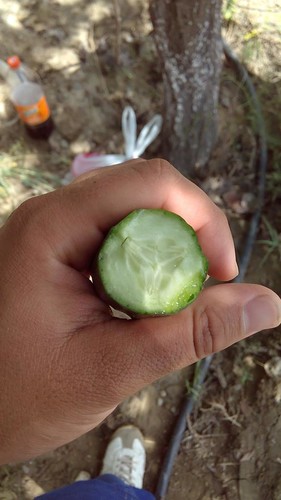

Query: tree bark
[[149, 0, 222, 176]]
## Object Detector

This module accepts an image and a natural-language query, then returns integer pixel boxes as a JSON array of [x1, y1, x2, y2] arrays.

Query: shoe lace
[[115, 454, 136, 484]]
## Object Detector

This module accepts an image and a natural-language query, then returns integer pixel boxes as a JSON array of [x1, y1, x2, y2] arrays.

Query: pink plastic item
[[71, 152, 126, 177]]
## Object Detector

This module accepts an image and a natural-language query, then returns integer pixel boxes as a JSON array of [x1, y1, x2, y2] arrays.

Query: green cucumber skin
[[94, 209, 208, 317]]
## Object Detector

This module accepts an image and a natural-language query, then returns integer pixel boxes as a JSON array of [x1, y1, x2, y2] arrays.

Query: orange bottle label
[[15, 96, 50, 126]]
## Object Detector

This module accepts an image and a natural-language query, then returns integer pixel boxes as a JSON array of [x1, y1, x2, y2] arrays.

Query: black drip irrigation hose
[[155, 40, 268, 500], [223, 41, 267, 279]]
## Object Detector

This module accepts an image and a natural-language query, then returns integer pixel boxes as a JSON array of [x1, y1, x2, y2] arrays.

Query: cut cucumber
[[95, 209, 208, 316]]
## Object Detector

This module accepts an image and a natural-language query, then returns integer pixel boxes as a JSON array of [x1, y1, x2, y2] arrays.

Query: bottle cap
[[7, 55, 21, 69]]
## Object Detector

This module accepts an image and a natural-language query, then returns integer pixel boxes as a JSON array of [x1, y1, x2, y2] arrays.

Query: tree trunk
[[149, 0, 222, 176]]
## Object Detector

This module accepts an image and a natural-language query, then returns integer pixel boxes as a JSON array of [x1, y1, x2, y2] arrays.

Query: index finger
[[42, 158, 238, 280]]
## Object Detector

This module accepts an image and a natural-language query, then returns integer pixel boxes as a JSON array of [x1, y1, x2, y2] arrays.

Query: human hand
[[0, 159, 280, 464]]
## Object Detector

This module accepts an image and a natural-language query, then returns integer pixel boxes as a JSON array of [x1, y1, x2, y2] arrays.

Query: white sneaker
[[100, 425, 146, 489]]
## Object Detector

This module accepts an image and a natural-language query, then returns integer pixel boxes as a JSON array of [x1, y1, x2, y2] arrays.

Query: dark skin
[[0, 159, 280, 464]]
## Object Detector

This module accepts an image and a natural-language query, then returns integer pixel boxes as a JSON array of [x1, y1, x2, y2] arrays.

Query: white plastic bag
[[66, 106, 162, 182]]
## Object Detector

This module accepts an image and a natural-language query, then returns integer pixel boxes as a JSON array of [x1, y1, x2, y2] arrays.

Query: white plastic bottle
[[5, 56, 54, 139]]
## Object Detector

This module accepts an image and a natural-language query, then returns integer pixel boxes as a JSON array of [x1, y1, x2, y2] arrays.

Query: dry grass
[[0, 141, 63, 224]]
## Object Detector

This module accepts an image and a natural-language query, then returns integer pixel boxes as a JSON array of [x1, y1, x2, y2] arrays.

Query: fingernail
[[244, 295, 281, 335]]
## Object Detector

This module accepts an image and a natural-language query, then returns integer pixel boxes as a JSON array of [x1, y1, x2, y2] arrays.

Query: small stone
[[122, 32, 134, 43], [46, 28, 66, 42], [33, 23, 46, 34], [22, 476, 45, 498], [221, 93, 231, 108], [264, 357, 281, 380], [70, 137, 91, 155], [49, 130, 64, 152], [160, 390, 167, 398], [60, 139, 69, 149], [275, 382, 281, 404], [74, 471, 91, 482], [157, 397, 164, 406]]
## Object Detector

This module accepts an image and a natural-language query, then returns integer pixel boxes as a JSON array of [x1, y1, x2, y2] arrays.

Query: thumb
[[109, 283, 281, 396]]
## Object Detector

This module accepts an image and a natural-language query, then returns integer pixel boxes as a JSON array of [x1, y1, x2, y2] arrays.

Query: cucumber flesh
[[97, 209, 208, 316]]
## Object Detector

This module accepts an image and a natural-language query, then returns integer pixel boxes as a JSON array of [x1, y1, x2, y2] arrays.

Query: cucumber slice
[[95, 209, 208, 316]]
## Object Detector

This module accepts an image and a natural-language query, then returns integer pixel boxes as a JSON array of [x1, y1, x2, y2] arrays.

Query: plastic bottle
[[6, 56, 54, 140], [0, 59, 21, 89]]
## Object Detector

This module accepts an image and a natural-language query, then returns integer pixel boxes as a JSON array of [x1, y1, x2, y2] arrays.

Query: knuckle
[[16, 196, 48, 235], [128, 157, 176, 194], [216, 205, 229, 226], [6, 195, 52, 256], [192, 304, 230, 359], [152, 158, 175, 179], [148, 158, 181, 192], [136, 158, 174, 179], [14, 196, 44, 227], [221, 211, 228, 228], [13, 196, 38, 221]]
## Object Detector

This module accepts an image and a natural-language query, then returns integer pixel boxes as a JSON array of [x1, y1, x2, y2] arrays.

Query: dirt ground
[[0, 1, 281, 499]]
